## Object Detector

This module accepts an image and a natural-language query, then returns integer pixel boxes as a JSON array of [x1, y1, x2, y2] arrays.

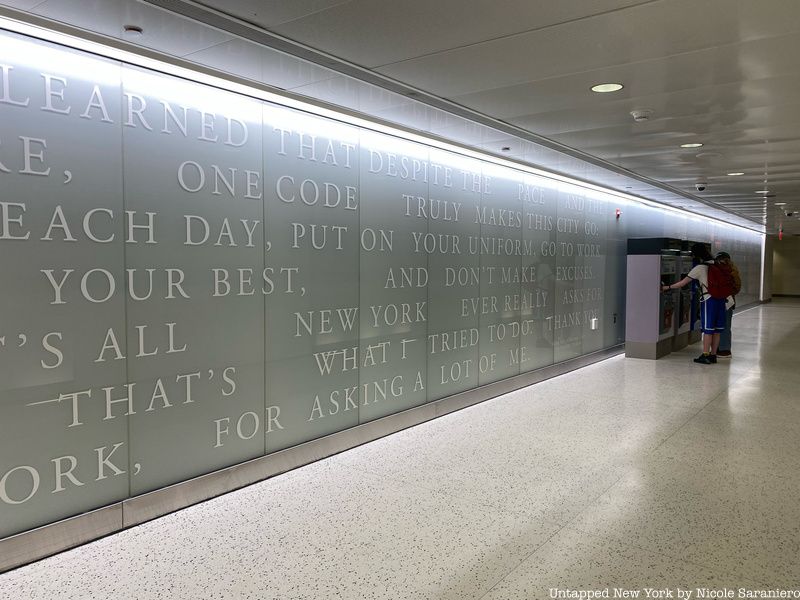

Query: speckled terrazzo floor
[[2, 299, 799, 599]]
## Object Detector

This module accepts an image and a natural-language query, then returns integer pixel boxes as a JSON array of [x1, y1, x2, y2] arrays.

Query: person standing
[[661, 243, 726, 364], [714, 251, 741, 358]]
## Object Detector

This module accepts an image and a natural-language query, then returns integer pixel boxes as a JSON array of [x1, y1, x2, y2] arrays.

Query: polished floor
[[2, 299, 799, 599]]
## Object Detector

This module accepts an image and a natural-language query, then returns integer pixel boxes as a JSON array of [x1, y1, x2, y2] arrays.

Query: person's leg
[[708, 299, 726, 361], [711, 333, 720, 355], [702, 300, 711, 354], [697, 299, 712, 362], [695, 332, 715, 363], [695, 299, 723, 364], [718, 308, 733, 354]]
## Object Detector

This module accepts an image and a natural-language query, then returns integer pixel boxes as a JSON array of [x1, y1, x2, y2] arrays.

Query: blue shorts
[[701, 297, 727, 334]]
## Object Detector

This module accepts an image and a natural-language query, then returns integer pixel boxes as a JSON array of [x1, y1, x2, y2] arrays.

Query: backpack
[[729, 262, 742, 296], [707, 262, 736, 299]]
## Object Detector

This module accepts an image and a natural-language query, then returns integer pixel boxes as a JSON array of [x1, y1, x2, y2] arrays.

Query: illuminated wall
[[0, 28, 763, 539], [773, 235, 800, 295]]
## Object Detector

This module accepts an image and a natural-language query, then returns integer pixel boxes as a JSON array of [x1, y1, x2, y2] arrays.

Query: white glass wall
[[0, 29, 763, 539]]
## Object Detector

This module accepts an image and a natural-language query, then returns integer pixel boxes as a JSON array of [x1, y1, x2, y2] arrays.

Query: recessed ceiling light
[[755, 190, 770, 194], [591, 83, 623, 93], [727, 172, 745, 176], [123, 24, 144, 36], [680, 143, 703, 148], [775, 202, 787, 206]]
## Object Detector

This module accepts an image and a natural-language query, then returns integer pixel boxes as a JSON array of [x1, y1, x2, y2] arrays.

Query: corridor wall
[[0, 27, 763, 544], [773, 236, 800, 295]]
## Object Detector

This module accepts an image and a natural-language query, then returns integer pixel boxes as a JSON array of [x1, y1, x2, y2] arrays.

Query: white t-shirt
[[687, 262, 711, 300], [687, 261, 734, 308]]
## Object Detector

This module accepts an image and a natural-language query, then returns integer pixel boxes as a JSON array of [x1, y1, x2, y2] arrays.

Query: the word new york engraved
[[295, 303, 427, 339]]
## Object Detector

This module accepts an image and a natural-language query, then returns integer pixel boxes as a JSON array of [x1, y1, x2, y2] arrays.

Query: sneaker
[[717, 350, 732, 358], [709, 354, 717, 363], [693, 354, 713, 364]]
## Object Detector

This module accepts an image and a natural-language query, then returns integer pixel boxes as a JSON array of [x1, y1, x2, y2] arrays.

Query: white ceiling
[[2, 0, 799, 233]]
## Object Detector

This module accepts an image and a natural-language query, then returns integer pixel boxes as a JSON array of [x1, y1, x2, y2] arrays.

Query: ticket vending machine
[[659, 250, 679, 340], [685, 240, 707, 345], [625, 237, 682, 359], [672, 246, 693, 351]]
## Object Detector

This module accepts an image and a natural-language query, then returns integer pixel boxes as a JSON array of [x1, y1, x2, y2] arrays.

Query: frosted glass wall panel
[[0, 33, 128, 537], [519, 176, 556, 371], [120, 67, 266, 495], [604, 205, 627, 349], [0, 28, 765, 540], [425, 150, 483, 401], [477, 165, 523, 385], [263, 106, 361, 451], [358, 133, 428, 421], [553, 190, 601, 363]]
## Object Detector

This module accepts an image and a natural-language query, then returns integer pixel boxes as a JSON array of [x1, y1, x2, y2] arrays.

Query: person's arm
[[661, 276, 692, 292]]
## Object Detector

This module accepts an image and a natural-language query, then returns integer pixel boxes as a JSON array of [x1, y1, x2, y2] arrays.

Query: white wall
[[773, 235, 800, 296]]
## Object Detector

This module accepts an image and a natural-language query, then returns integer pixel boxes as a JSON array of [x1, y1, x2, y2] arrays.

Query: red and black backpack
[[706, 261, 736, 299]]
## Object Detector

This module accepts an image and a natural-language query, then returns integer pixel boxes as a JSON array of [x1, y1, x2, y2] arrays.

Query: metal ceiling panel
[[0, 0, 44, 9], [504, 75, 800, 138], [196, 0, 353, 28], [184, 37, 338, 90], [548, 116, 800, 154], [449, 34, 800, 122], [290, 74, 414, 114], [246, 0, 653, 67], [260, 48, 336, 90], [184, 38, 263, 80], [374, 0, 800, 97], [29, 0, 232, 56]]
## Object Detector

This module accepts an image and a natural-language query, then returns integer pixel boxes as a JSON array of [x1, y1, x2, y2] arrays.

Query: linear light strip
[[0, 13, 764, 237], [760, 236, 766, 300]]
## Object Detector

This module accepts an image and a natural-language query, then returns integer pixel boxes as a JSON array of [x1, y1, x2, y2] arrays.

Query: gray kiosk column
[[624, 238, 682, 359]]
